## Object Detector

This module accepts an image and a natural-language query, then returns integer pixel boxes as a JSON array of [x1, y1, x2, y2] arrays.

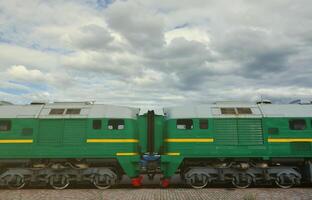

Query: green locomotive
[[160, 101, 312, 188], [0, 100, 312, 189], [0, 101, 141, 189]]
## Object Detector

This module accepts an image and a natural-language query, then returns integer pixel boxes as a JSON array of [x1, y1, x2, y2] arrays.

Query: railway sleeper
[[183, 165, 302, 189]]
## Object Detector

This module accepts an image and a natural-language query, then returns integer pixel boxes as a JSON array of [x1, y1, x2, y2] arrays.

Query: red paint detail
[[131, 177, 142, 187], [161, 179, 170, 188]]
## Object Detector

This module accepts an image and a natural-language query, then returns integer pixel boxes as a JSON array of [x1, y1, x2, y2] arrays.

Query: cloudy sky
[[0, 0, 312, 107]]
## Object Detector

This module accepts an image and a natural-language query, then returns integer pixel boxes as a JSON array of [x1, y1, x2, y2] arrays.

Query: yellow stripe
[[0, 139, 33, 144], [165, 152, 181, 156], [87, 139, 139, 143], [268, 138, 312, 143], [116, 152, 139, 156], [165, 138, 214, 143]]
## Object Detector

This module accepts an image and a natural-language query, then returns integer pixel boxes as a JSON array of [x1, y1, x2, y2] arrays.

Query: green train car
[[160, 101, 312, 188], [1, 100, 312, 189], [0, 101, 141, 189]]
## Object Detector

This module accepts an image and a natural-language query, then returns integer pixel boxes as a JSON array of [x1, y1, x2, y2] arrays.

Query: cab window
[[0, 120, 11, 131], [177, 119, 193, 130], [199, 119, 208, 129], [108, 119, 125, 130], [289, 119, 306, 130]]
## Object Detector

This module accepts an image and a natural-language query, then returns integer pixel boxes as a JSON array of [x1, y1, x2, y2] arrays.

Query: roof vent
[[52, 101, 94, 105], [0, 101, 13, 106], [30, 101, 47, 105], [214, 101, 252, 105], [289, 99, 312, 105], [256, 100, 272, 104], [289, 99, 301, 104]]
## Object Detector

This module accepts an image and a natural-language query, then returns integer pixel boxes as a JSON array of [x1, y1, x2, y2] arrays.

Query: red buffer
[[131, 176, 143, 187], [161, 179, 170, 188]]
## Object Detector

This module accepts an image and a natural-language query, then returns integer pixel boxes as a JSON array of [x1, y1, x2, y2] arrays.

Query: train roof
[[0, 102, 140, 119], [164, 102, 312, 119]]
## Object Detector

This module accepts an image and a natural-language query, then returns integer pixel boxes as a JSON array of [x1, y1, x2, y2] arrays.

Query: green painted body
[[161, 117, 312, 178], [1, 114, 312, 180], [0, 118, 140, 178]]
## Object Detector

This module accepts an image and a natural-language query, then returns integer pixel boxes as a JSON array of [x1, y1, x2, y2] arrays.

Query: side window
[[0, 120, 11, 131], [108, 119, 125, 130], [177, 119, 193, 130], [221, 108, 236, 114], [199, 119, 208, 129], [93, 120, 102, 130], [49, 109, 65, 115], [289, 119, 306, 130]]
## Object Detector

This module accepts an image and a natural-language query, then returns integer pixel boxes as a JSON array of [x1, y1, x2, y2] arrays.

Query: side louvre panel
[[214, 119, 238, 145], [214, 118, 264, 145], [237, 119, 263, 145]]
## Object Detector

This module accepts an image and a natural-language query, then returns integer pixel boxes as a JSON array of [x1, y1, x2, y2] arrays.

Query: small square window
[[93, 120, 102, 130], [289, 119, 306, 130], [66, 109, 81, 115], [221, 108, 236, 114], [22, 128, 33, 135], [0, 120, 11, 131], [199, 119, 208, 129], [268, 128, 279, 134], [108, 119, 125, 130], [237, 108, 252, 114], [177, 119, 193, 130], [49, 109, 65, 115]]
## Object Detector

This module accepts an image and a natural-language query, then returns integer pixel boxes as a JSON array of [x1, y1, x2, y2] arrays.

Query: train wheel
[[49, 174, 70, 190], [232, 174, 253, 189], [188, 174, 209, 189], [7, 174, 26, 189], [93, 174, 112, 189], [275, 173, 295, 189]]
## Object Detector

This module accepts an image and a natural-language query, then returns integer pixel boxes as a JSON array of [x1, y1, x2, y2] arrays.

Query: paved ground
[[0, 175, 312, 200], [1, 188, 312, 200]]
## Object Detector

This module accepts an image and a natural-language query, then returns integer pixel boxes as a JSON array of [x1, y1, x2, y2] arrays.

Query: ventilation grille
[[214, 118, 263, 145], [237, 119, 263, 145], [214, 119, 238, 145]]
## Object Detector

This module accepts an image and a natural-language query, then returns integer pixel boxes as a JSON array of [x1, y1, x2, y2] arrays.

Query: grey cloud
[[62, 51, 144, 79], [242, 49, 294, 77], [70, 24, 114, 50], [143, 38, 213, 90], [106, 1, 165, 51], [1, 0, 312, 106], [212, 28, 299, 78]]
